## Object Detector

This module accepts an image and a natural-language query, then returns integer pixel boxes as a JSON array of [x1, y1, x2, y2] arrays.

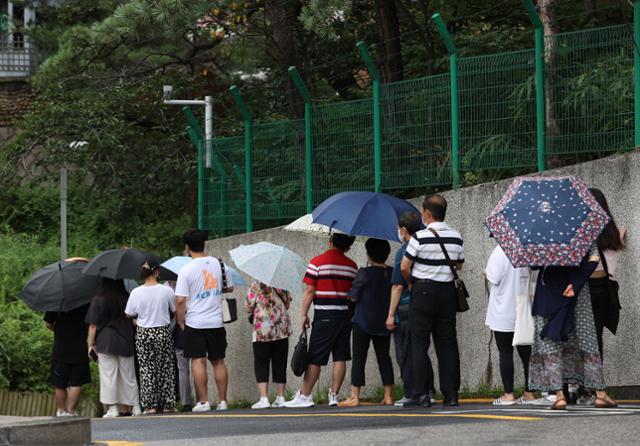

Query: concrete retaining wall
[[205, 151, 640, 402]]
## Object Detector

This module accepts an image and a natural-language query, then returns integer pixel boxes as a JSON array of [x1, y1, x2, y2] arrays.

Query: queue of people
[[44, 188, 624, 416]]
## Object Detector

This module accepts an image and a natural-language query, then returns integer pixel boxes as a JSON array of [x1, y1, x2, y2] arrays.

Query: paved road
[[93, 403, 640, 446]]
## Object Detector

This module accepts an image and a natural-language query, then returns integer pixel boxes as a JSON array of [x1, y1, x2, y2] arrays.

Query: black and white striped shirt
[[404, 222, 464, 282]]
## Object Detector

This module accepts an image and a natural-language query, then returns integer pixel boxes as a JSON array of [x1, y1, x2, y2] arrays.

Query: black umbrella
[[20, 258, 100, 312], [82, 248, 163, 280]]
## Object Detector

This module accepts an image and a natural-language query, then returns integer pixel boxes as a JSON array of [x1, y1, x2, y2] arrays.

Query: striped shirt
[[404, 222, 464, 282], [303, 249, 358, 320]]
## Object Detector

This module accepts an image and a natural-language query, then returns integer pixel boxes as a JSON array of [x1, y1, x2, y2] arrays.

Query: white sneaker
[[192, 401, 211, 412], [251, 397, 271, 410], [328, 391, 339, 407], [55, 409, 70, 417], [102, 406, 120, 418], [271, 396, 286, 408], [216, 401, 228, 411], [284, 392, 315, 408], [132, 404, 142, 416]]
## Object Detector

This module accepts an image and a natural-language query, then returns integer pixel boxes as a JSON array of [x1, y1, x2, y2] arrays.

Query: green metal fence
[[458, 49, 537, 171], [195, 17, 638, 237], [252, 119, 306, 228], [311, 99, 375, 203], [380, 74, 452, 189], [545, 25, 634, 156]]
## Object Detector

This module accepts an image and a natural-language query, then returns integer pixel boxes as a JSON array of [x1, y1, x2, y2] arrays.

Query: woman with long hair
[[86, 279, 140, 418], [588, 188, 625, 359], [125, 261, 177, 414]]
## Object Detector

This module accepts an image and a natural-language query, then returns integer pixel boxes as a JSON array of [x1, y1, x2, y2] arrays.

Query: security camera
[[163, 85, 173, 101]]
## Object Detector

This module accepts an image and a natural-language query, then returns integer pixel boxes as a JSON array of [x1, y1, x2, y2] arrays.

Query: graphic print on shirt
[[195, 270, 220, 300]]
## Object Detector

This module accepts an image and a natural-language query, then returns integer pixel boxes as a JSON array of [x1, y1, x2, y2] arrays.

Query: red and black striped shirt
[[303, 249, 358, 320]]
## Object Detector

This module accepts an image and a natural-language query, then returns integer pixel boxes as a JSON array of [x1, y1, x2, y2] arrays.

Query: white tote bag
[[512, 270, 537, 346]]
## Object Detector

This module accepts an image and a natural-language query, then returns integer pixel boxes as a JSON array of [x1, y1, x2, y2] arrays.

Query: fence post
[[229, 85, 254, 233], [523, 0, 547, 171], [288, 66, 314, 213], [432, 14, 461, 189], [634, 0, 640, 147], [186, 127, 205, 230], [356, 41, 383, 193]]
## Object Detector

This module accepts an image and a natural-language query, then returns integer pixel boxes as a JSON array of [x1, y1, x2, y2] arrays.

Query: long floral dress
[[529, 245, 606, 392], [245, 281, 292, 343]]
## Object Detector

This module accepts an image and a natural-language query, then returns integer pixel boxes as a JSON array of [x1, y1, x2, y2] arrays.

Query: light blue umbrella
[[229, 242, 306, 294], [160, 256, 247, 286]]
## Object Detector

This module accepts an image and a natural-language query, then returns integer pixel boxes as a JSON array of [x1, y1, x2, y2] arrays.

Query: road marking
[[94, 412, 541, 422], [98, 442, 143, 446]]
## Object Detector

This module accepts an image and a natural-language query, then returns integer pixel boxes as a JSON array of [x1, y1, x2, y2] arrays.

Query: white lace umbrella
[[284, 214, 346, 236]]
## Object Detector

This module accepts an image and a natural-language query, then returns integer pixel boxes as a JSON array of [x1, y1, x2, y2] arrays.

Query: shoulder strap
[[597, 247, 612, 278], [217, 258, 228, 289], [428, 228, 460, 280]]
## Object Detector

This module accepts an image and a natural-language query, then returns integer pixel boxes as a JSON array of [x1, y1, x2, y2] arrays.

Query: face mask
[[397, 229, 404, 242], [422, 217, 429, 227]]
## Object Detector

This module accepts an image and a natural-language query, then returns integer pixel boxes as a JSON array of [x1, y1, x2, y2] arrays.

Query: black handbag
[[428, 228, 470, 312], [597, 247, 621, 335], [218, 258, 237, 324], [291, 329, 308, 377]]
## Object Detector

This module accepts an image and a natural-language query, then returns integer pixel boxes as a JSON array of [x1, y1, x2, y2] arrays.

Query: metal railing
[[189, 2, 639, 238]]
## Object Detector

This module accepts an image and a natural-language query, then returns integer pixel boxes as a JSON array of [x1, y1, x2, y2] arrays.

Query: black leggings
[[351, 324, 394, 387], [494, 331, 532, 394], [253, 338, 288, 384]]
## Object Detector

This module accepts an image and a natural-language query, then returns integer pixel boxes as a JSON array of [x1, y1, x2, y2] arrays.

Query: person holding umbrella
[[228, 241, 306, 409], [485, 176, 618, 410], [245, 281, 292, 409], [86, 279, 140, 418], [44, 303, 91, 417], [20, 257, 100, 417]]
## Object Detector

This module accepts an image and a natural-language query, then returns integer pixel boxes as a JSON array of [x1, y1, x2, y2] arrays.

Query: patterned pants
[[135, 325, 176, 410], [529, 283, 606, 392]]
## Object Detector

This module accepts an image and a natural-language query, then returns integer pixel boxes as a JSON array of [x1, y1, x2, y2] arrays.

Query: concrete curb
[[0, 417, 90, 446]]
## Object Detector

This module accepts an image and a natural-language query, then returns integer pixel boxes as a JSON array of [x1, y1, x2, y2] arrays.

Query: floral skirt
[[528, 283, 606, 392]]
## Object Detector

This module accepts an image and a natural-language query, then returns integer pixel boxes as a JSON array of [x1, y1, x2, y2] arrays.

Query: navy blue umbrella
[[486, 176, 609, 267], [311, 191, 422, 242]]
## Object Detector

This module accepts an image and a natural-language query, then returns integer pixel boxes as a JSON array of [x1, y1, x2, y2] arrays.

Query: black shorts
[[307, 319, 351, 366], [183, 326, 227, 360], [49, 360, 91, 388]]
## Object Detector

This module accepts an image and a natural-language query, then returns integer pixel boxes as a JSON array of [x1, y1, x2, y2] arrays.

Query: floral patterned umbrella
[[485, 176, 610, 267]]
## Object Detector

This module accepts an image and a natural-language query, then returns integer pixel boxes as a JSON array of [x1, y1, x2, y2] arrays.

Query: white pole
[[60, 165, 67, 261], [205, 96, 213, 168]]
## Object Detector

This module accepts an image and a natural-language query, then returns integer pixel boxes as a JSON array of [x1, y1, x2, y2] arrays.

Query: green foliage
[[0, 231, 60, 304], [0, 301, 53, 392]]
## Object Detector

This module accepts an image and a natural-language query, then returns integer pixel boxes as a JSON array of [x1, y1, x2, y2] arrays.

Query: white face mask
[[397, 229, 404, 243], [422, 217, 429, 227]]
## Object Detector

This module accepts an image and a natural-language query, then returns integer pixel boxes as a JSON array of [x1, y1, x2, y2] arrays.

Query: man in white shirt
[[401, 194, 464, 407], [175, 229, 234, 412]]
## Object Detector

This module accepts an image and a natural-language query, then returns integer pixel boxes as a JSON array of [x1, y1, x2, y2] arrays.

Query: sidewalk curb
[[0, 417, 90, 446]]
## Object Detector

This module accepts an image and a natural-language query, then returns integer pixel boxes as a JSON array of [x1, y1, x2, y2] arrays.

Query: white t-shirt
[[484, 245, 530, 332], [125, 284, 176, 328], [175, 256, 233, 329]]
